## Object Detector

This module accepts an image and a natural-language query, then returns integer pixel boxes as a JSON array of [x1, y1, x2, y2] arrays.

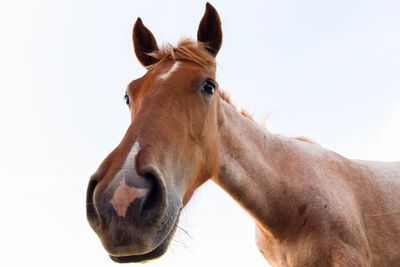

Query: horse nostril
[[86, 180, 99, 221], [141, 171, 163, 214]]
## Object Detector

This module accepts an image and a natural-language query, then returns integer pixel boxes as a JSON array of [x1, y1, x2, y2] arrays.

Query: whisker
[[172, 238, 190, 249], [177, 225, 192, 240]]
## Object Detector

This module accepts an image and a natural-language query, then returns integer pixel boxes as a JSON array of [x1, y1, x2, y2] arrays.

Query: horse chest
[[255, 227, 311, 267], [254, 216, 371, 267]]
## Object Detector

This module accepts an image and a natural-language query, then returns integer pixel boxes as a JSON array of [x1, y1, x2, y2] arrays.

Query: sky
[[1, 0, 400, 266]]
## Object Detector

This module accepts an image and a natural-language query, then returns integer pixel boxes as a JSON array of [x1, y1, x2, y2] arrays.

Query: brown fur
[[148, 39, 216, 74], [150, 40, 256, 122], [216, 100, 400, 266], [150, 41, 256, 122], [87, 3, 400, 266]]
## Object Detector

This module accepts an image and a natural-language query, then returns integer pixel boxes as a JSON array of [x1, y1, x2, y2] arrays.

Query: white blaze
[[159, 61, 180, 80], [108, 141, 148, 217]]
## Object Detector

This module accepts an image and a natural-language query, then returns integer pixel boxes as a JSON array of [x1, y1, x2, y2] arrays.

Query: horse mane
[[219, 91, 254, 120], [148, 38, 216, 73], [295, 136, 319, 145], [221, 91, 317, 144]]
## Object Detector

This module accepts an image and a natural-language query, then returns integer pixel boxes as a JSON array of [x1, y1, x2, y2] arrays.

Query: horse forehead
[[158, 61, 181, 80], [145, 62, 199, 93], [132, 62, 205, 102], [151, 61, 202, 81]]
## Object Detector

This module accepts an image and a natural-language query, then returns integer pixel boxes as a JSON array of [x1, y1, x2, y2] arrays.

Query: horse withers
[[86, 3, 400, 266]]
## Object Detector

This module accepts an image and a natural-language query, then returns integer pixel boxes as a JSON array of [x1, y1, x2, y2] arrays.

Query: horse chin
[[109, 211, 179, 263], [109, 237, 169, 263]]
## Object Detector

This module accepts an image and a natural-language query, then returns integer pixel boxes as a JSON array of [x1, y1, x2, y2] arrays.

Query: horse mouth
[[109, 209, 180, 263], [109, 239, 168, 263]]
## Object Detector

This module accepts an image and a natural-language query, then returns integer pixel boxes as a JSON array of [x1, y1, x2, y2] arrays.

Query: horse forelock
[[147, 39, 216, 74]]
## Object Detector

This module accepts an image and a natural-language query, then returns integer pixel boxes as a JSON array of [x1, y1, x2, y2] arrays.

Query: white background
[[1, 1, 400, 266]]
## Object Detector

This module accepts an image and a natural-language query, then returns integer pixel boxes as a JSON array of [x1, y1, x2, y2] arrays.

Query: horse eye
[[201, 80, 215, 96], [124, 94, 130, 106]]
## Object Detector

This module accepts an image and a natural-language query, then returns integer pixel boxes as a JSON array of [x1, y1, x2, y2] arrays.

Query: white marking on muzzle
[[159, 61, 180, 80], [110, 178, 147, 217], [109, 142, 149, 217]]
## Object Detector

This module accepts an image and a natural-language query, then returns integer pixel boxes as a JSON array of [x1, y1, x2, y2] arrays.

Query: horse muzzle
[[86, 165, 180, 262]]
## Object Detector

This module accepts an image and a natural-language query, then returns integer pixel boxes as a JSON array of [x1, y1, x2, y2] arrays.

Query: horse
[[86, 3, 400, 266]]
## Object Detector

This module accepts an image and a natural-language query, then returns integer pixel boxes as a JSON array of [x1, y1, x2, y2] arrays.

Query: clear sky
[[1, 1, 400, 267]]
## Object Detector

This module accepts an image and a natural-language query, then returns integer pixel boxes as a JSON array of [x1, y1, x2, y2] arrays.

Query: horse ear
[[132, 18, 159, 67], [197, 2, 223, 56]]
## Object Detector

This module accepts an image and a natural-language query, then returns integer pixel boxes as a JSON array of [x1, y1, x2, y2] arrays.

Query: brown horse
[[86, 3, 400, 266]]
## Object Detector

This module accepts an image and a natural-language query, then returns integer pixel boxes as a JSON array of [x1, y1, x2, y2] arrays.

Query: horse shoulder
[[254, 152, 374, 266], [350, 160, 400, 265]]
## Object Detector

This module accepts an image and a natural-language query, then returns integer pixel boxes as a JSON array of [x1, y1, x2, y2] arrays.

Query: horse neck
[[214, 98, 315, 238]]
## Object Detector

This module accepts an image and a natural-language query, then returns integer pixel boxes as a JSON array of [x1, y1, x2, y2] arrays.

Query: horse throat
[[213, 99, 307, 239]]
